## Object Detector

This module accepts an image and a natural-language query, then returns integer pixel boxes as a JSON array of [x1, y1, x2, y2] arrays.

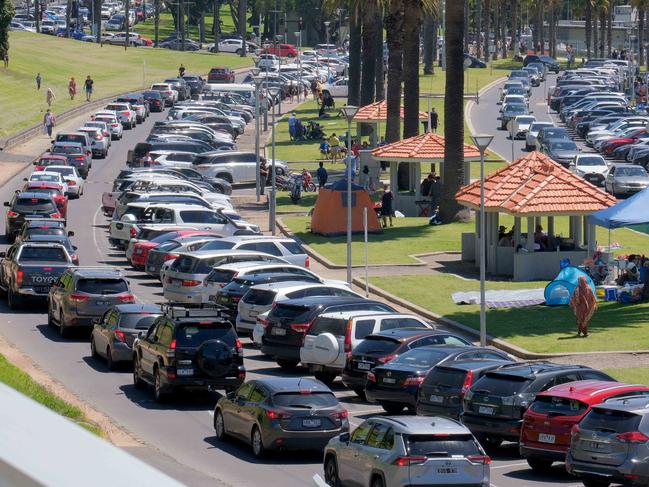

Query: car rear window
[[281, 241, 304, 254], [200, 240, 236, 251], [205, 268, 236, 283], [529, 395, 588, 417], [18, 246, 68, 262], [270, 303, 311, 322], [472, 373, 533, 396], [272, 391, 338, 408], [405, 434, 480, 457], [242, 289, 276, 306], [307, 317, 347, 336], [119, 314, 161, 330], [27, 228, 65, 237], [423, 366, 467, 388], [389, 349, 450, 368], [175, 322, 234, 347], [52, 146, 82, 155], [77, 278, 128, 294], [580, 408, 642, 433], [353, 336, 401, 356], [172, 255, 197, 273], [57, 135, 86, 145], [15, 198, 56, 213]]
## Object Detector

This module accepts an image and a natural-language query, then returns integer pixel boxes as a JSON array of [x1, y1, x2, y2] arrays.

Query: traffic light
[[298, 17, 304, 30]]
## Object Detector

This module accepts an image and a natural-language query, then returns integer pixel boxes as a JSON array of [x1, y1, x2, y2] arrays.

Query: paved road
[[0, 104, 589, 487]]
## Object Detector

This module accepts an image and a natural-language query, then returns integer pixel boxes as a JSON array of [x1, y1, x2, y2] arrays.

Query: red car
[[129, 229, 218, 270], [262, 43, 298, 58], [520, 380, 649, 472], [208, 67, 235, 83], [600, 128, 648, 155], [34, 154, 69, 172], [139, 35, 153, 47], [22, 182, 68, 219]]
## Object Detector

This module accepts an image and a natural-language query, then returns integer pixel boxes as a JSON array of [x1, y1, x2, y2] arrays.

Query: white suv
[[192, 151, 288, 184], [104, 102, 137, 129], [300, 311, 434, 385]]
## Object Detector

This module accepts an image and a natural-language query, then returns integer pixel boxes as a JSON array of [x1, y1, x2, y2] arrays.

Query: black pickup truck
[[0, 242, 76, 309]]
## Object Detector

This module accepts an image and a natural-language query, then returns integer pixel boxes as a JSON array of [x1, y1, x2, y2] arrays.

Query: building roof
[[371, 132, 482, 162], [352, 100, 428, 122], [455, 151, 616, 216]]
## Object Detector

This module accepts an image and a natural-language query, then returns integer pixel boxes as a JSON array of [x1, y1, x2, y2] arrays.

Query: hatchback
[[324, 416, 490, 487], [214, 378, 349, 458], [197, 235, 309, 267], [34, 154, 68, 172], [145, 234, 220, 278], [50, 142, 90, 178], [521, 380, 649, 473], [4, 192, 60, 241]]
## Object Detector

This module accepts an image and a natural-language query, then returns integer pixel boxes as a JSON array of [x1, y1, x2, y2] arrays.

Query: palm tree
[[632, 0, 648, 65], [402, 0, 422, 138], [585, 0, 592, 58], [238, 0, 247, 57], [348, 4, 362, 105], [361, 1, 380, 106], [66, 0, 72, 37], [441, 0, 466, 221], [510, 0, 518, 57], [422, 14, 435, 74], [375, 8, 385, 101], [384, 0, 404, 142], [212, 0, 220, 52], [482, 0, 491, 61], [607, 0, 613, 56]]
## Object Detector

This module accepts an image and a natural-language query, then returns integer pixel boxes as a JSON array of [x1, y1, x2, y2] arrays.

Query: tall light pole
[[471, 134, 494, 348], [252, 70, 263, 202], [294, 31, 302, 102], [268, 87, 282, 235], [324, 20, 331, 46], [341, 105, 359, 285]]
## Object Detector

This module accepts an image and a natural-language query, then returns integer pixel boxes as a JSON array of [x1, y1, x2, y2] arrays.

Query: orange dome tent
[[311, 179, 382, 236]]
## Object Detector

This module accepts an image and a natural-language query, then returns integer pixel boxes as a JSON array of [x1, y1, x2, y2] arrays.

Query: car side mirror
[[68, 231, 74, 237], [3, 202, 9, 207], [33, 161, 37, 165], [339, 433, 350, 444], [23, 178, 28, 182]]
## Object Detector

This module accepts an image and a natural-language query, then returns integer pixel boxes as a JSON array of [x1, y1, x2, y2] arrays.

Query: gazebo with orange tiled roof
[[455, 152, 616, 281], [368, 133, 482, 216], [352, 101, 428, 148]]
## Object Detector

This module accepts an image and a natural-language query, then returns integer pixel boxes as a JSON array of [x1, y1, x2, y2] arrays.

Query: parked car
[[210, 38, 256, 55], [197, 236, 308, 267], [523, 54, 561, 73], [464, 53, 487, 68], [44, 165, 85, 198], [262, 43, 298, 58], [526, 121, 554, 151], [323, 416, 491, 487], [90, 304, 162, 369], [321, 78, 348, 98], [159, 38, 200, 51], [33, 154, 68, 172], [604, 163, 649, 197], [213, 378, 349, 458], [4, 192, 62, 241], [50, 142, 90, 178], [192, 151, 288, 184], [540, 139, 581, 167], [571, 154, 609, 186], [208, 67, 235, 83]]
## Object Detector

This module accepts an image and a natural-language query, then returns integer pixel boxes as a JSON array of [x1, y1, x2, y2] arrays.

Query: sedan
[[541, 140, 580, 167], [600, 128, 649, 156], [44, 166, 84, 198], [213, 378, 349, 458], [605, 164, 649, 197], [322, 78, 348, 98], [160, 38, 200, 51], [93, 114, 124, 140], [500, 103, 529, 130]]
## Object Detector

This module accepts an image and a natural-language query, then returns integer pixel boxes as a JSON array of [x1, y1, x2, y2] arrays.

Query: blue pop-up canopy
[[589, 186, 649, 229]]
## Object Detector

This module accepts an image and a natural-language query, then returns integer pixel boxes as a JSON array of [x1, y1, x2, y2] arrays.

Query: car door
[[139, 320, 165, 378], [361, 423, 395, 485], [225, 382, 254, 438], [240, 385, 267, 440], [337, 420, 375, 485], [93, 309, 113, 354]]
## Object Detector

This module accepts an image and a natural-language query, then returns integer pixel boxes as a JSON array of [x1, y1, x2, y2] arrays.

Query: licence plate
[[429, 394, 444, 404], [272, 327, 286, 336], [177, 368, 194, 376], [302, 419, 321, 428], [382, 377, 396, 384], [436, 467, 457, 474], [34, 286, 50, 293], [478, 406, 494, 415], [249, 310, 258, 317], [96, 301, 110, 306], [356, 362, 371, 371], [538, 433, 555, 444]]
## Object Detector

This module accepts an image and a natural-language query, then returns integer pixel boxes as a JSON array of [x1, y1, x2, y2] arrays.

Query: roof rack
[[160, 302, 231, 320]]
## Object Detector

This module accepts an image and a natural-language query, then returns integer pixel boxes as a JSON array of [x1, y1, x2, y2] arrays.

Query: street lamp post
[[324, 20, 331, 46], [294, 31, 302, 102], [341, 105, 359, 285], [252, 70, 263, 202], [268, 87, 282, 235], [470, 134, 494, 348]]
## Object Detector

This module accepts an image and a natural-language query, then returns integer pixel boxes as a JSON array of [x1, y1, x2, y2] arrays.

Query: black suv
[[260, 296, 395, 369], [132, 304, 245, 402], [523, 54, 560, 73], [4, 192, 61, 242], [460, 362, 614, 448]]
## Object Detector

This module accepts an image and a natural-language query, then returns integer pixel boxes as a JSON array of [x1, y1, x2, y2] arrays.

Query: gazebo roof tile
[[370, 132, 481, 160], [353, 101, 428, 122], [455, 151, 616, 215]]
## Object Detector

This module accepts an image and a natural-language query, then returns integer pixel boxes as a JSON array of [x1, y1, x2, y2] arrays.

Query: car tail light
[[467, 455, 491, 465], [393, 456, 426, 467], [335, 409, 348, 420], [112, 123, 120, 127], [163, 253, 178, 262], [74, 156, 85, 161], [16, 270, 23, 287], [377, 354, 398, 364], [118, 293, 135, 303], [258, 317, 270, 328], [404, 376, 425, 386], [50, 213, 61, 218], [616, 431, 649, 443], [182, 280, 201, 287], [460, 370, 474, 399], [95, 134, 103, 140], [130, 227, 138, 238], [7, 211, 18, 218], [114, 330, 126, 342], [121, 111, 130, 116], [35, 166, 45, 171], [305, 255, 310, 268], [367, 372, 376, 382], [570, 424, 580, 438], [169, 339, 176, 350], [67, 180, 76, 186], [235, 338, 242, 350], [344, 319, 352, 353], [70, 293, 90, 303], [266, 410, 290, 420], [289, 323, 310, 333]]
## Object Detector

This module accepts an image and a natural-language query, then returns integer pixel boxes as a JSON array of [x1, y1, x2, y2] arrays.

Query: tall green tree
[[239, 0, 247, 56], [384, 0, 404, 142], [402, 0, 422, 138], [585, 0, 593, 58], [348, 3, 361, 105], [360, 0, 380, 106], [0, 0, 15, 57]]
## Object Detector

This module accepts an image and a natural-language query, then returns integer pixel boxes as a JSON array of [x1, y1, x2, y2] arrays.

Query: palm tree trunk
[[483, 0, 490, 62], [511, 0, 518, 57], [593, 13, 598, 57], [475, 0, 482, 58], [441, 0, 466, 222], [375, 12, 385, 101], [493, 2, 500, 60], [640, 8, 645, 67], [385, 0, 404, 142], [423, 14, 435, 74], [348, 3, 362, 106], [212, 0, 220, 51], [599, 9, 606, 57], [607, 1, 613, 56], [360, 1, 378, 106], [549, 3, 555, 58], [66, 0, 71, 37], [501, 2, 507, 58], [539, 4, 544, 54], [238, 0, 247, 57], [95, 0, 102, 44], [402, 0, 421, 138], [464, 0, 469, 53], [585, 1, 592, 58]]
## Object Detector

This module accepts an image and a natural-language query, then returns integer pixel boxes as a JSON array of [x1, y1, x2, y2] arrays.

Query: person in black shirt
[[84, 75, 94, 101], [429, 108, 439, 133]]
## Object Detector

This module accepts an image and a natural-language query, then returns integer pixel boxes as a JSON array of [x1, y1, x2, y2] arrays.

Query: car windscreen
[[580, 408, 642, 433], [77, 278, 128, 294], [577, 157, 606, 166], [406, 434, 480, 457], [18, 246, 68, 262], [14, 198, 56, 213], [353, 336, 401, 355], [175, 322, 234, 347], [473, 373, 533, 396], [180, 210, 224, 224], [529, 395, 588, 417], [242, 289, 276, 306], [616, 166, 648, 177], [198, 240, 236, 251], [272, 391, 338, 408], [119, 313, 161, 330], [550, 141, 578, 151], [388, 348, 450, 368]]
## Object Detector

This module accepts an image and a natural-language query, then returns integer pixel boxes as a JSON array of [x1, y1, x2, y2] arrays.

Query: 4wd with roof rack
[[132, 304, 245, 402]]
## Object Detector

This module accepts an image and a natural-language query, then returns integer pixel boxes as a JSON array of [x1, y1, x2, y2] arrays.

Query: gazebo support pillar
[[513, 216, 521, 248], [526, 217, 535, 252], [574, 216, 583, 248], [587, 223, 597, 255], [463, 159, 471, 185], [547, 216, 555, 238]]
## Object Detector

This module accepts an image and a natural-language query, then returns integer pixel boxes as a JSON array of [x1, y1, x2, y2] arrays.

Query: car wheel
[[582, 480, 610, 487], [214, 410, 227, 440], [371, 476, 385, 487], [381, 403, 403, 415], [235, 48, 242, 55], [352, 388, 366, 400], [216, 173, 233, 183], [7, 287, 20, 310], [276, 359, 299, 369], [324, 456, 341, 487], [106, 346, 116, 370], [90, 335, 98, 357], [251, 426, 266, 458], [153, 367, 167, 402], [526, 457, 553, 472], [133, 356, 145, 389], [477, 435, 503, 450], [314, 371, 337, 387]]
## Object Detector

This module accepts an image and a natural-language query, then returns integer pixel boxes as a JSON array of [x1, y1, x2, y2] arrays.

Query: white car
[[44, 166, 85, 197], [526, 121, 554, 151], [257, 54, 280, 69], [28, 171, 69, 196], [82, 121, 112, 147], [571, 154, 609, 186], [150, 83, 178, 105], [149, 150, 197, 167], [322, 78, 348, 98], [511, 115, 536, 140], [93, 114, 124, 140], [209, 38, 257, 55], [104, 102, 137, 129], [78, 127, 110, 158]]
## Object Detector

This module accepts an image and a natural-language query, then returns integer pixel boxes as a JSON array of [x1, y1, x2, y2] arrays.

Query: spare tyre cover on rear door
[[195, 340, 234, 377]]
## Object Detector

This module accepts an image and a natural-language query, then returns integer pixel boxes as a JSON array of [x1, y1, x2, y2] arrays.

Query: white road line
[[347, 408, 384, 415], [490, 462, 529, 470]]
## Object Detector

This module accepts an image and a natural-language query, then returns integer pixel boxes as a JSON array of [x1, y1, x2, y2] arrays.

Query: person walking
[[259, 157, 269, 195], [68, 77, 77, 100], [178, 64, 186, 77], [316, 161, 328, 190], [569, 276, 598, 337], [288, 112, 298, 141], [35, 73, 42, 90], [84, 75, 94, 101], [46, 88, 56, 107], [429, 108, 439, 133], [380, 184, 394, 228], [43, 109, 56, 137], [2, 50, 8, 68], [359, 165, 370, 190]]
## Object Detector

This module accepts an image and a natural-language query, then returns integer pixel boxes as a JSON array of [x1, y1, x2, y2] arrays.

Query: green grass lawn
[[1, 31, 253, 138], [369, 274, 649, 354], [605, 368, 649, 385], [133, 7, 239, 41], [0, 353, 101, 435]]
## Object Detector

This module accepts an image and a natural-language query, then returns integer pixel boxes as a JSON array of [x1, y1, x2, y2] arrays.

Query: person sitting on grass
[[319, 140, 330, 158]]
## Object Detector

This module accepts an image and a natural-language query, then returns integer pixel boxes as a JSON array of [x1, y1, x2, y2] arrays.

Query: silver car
[[566, 396, 649, 487], [525, 121, 554, 151], [78, 127, 110, 158], [604, 164, 649, 197], [324, 416, 490, 487], [197, 235, 309, 267]]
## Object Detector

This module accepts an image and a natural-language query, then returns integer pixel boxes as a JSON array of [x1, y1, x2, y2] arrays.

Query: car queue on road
[[2, 56, 649, 487]]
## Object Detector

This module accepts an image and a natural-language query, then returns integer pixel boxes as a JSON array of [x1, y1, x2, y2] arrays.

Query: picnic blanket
[[452, 288, 546, 309]]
